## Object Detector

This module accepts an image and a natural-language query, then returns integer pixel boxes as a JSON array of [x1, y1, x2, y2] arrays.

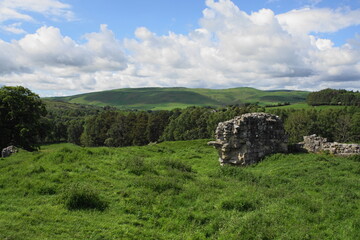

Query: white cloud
[[0, 0, 74, 34], [1, 0, 71, 15], [0, 25, 128, 92], [1, 0, 360, 95], [124, 0, 315, 90], [277, 7, 360, 36], [0, 6, 33, 22], [1, 22, 26, 34]]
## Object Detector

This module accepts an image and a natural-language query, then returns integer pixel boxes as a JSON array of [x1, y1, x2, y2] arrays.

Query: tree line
[[1, 86, 359, 151], [268, 107, 360, 144], [307, 88, 360, 106], [39, 104, 360, 147], [53, 105, 259, 147]]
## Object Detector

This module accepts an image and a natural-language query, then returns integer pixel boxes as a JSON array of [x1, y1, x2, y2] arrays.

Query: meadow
[[266, 103, 348, 110], [1, 140, 359, 239]]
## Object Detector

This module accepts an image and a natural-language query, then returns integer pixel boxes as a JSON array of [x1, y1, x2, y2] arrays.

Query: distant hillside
[[42, 99, 104, 111], [46, 87, 309, 110]]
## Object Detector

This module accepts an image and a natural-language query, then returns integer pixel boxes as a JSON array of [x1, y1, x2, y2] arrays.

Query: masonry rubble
[[300, 134, 360, 156], [208, 112, 288, 166], [1, 145, 18, 158]]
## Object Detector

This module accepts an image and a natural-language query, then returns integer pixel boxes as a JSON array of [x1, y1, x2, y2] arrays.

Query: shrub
[[62, 183, 108, 211]]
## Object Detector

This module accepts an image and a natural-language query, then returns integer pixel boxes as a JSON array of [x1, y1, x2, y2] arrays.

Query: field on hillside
[[266, 103, 349, 110], [46, 87, 309, 110], [1, 140, 360, 239]]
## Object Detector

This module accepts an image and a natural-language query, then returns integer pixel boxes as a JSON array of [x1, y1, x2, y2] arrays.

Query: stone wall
[[301, 134, 360, 156], [208, 113, 288, 166]]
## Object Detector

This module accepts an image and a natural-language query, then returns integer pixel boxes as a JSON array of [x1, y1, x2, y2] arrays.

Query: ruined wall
[[301, 134, 360, 156], [208, 113, 288, 166]]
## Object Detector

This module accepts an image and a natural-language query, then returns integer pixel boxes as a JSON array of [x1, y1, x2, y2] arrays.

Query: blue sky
[[1, 0, 360, 96]]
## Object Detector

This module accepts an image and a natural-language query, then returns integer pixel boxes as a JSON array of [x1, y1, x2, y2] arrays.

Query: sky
[[1, 0, 360, 96]]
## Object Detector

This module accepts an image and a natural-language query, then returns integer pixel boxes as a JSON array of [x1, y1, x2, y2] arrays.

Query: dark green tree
[[67, 119, 84, 145], [0, 86, 47, 150], [105, 114, 130, 147], [146, 111, 171, 143], [132, 112, 149, 146], [284, 110, 315, 143], [80, 111, 116, 147]]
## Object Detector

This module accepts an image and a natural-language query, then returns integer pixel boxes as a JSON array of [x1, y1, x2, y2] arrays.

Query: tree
[[351, 112, 360, 142], [0, 86, 47, 151], [284, 110, 314, 143], [146, 111, 171, 143], [67, 119, 84, 145], [132, 112, 149, 146], [80, 111, 116, 147], [161, 107, 211, 141]]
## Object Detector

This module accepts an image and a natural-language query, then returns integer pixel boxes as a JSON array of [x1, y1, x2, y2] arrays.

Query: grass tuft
[[162, 158, 193, 172], [61, 183, 108, 211], [221, 199, 257, 212], [349, 155, 360, 162], [121, 156, 156, 175]]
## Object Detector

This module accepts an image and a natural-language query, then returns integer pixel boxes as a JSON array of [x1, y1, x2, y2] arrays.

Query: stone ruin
[[300, 134, 360, 156], [208, 113, 288, 166], [1, 145, 18, 158]]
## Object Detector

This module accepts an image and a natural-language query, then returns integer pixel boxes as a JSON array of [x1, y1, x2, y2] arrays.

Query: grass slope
[[46, 87, 309, 110], [43, 99, 104, 111], [1, 140, 359, 239], [265, 103, 349, 110]]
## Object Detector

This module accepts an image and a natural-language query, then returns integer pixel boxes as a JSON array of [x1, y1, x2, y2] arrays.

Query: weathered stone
[[301, 134, 360, 156], [1, 145, 18, 158], [208, 113, 288, 166]]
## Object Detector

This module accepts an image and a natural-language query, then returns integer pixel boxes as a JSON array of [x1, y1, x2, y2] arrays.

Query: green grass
[[266, 103, 349, 110], [46, 87, 309, 110], [1, 140, 359, 239]]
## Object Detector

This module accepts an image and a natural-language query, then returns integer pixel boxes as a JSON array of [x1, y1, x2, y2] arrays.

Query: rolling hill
[[46, 87, 309, 110]]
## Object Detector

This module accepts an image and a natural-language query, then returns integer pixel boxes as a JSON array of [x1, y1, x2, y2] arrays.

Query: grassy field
[[1, 140, 359, 239], [266, 103, 349, 110], [46, 87, 309, 110]]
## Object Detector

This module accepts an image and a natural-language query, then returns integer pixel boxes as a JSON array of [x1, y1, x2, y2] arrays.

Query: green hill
[[1, 140, 359, 239], [46, 87, 309, 110]]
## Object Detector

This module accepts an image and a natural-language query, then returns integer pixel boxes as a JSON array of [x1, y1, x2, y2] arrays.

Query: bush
[[62, 183, 108, 211]]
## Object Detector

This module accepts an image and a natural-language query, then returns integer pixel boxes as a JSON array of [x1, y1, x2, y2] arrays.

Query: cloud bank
[[1, 0, 360, 95]]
